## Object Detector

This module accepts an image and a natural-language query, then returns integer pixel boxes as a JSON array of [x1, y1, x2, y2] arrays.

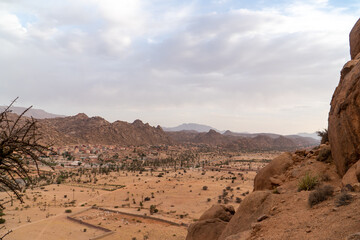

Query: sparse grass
[[308, 185, 334, 207], [272, 187, 280, 194], [298, 172, 319, 191], [335, 192, 353, 207]]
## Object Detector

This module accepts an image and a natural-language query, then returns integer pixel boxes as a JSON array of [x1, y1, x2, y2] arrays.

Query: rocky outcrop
[[186, 204, 235, 240], [328, 19, 360, 176], [199, 205, 235, 222], [186, 219, 228, 240], [350, 18, 360, 59], [253, 153, 293, 190], [219, 191, 272, 240], [38, 114, 172, 146], [342, 161, 360, 186]]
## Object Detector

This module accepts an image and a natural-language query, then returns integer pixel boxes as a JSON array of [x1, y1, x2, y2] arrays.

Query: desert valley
[[1, 1, 360, 240]]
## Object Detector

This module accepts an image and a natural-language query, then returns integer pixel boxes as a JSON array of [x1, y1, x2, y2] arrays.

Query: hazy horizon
[[1, 0, 359, 135]]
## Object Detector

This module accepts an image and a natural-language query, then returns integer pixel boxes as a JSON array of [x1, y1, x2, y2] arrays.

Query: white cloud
[[0, 0, 358, 134], [0, 12, 27, 39]]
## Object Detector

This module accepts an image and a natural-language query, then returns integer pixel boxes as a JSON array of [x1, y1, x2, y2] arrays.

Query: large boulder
[[342, 161, 360, 186], [186, 204, 235, 240], [350, 18, 360, 59], [219, 191, 272, 240], [186, 218, 228, 240], [328, 54, 360, 176], [328, 19, 360, 176], [199, 204, 235, 222], [253, 153, 293, 190]]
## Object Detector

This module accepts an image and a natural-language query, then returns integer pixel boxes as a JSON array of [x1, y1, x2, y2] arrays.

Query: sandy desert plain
[[0, 149, 280, 240]]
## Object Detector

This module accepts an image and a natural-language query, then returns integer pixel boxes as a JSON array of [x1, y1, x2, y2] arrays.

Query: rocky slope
[[186, 17, 360, 240], [187, 145, 360, 240], [167, 129, 318, 151], [37, 113, 172, 146]]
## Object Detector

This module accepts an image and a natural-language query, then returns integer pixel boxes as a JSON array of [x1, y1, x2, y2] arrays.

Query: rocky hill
[[186, 18, 360, 240], [0, 106, 65, 119], [167, 129, 319, 151], [37, 113, 172, 146]]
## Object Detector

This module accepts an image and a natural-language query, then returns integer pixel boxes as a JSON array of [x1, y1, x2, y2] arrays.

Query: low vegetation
[[298, 172, 319, 191], [335, 192, 353, 207], [316, 128, 329, 144], [308, 185, 334, 207]]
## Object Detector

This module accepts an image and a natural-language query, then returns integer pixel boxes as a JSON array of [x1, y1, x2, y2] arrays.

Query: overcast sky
[[0, 0, 359, 134]]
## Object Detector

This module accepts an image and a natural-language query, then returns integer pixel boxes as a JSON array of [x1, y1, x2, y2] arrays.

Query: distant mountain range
[[0, 106, 65, 119], [1, 106, 320, 150], [163, 123, 222, 133], [164, 123, 321, 141]]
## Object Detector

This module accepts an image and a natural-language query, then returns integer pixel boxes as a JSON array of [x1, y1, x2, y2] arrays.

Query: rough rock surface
[[186, 218, 228, 240], [218, 191, 272, 240], [328, 28, 360, 176], [350, 18, 360, 59], [199, 204, 235, 222], [253, 153, 293, 190], [342, 161, 360, 186]]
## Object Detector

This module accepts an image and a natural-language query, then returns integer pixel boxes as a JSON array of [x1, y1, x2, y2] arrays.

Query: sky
[[0, 0, 359, 134]]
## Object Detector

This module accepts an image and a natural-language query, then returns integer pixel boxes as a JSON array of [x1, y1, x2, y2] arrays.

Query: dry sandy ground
[[0, 166, 259, 240]]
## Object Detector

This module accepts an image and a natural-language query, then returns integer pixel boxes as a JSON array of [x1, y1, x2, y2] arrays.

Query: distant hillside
[[37, 113, 172, 146], [163, 123, 222, 133], [167, 129, 319, 151], [296, 132, 321, 140], [0, 106, 65, 119]]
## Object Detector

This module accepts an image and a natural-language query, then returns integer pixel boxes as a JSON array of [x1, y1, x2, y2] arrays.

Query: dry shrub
[[335, 192, 353, 207], [308, 185, 334, 207]]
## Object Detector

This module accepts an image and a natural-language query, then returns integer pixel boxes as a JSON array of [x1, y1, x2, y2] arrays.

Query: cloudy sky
[[0, 0, 359, 134]]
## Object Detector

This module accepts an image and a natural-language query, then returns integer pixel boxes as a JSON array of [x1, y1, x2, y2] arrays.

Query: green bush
[[0, 218, 5, 224], [65, 209, 72, 213], [149, 205, 158, 215], [298, 172, 318, 191]]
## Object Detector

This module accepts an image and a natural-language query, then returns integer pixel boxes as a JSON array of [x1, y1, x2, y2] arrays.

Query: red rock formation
[[350, 18, 360, 59], [328, 19, 360, 176]]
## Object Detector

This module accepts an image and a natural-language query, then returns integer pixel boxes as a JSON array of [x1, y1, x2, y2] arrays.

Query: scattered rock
[[257, 215, 269, 222]]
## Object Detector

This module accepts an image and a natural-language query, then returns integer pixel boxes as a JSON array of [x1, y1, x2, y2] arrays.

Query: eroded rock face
[[199, 204, 235, 222], [219, 191, 272, 240], [350, 18, 360, 59], [328, 19, 360, 176], [186, 219, 228, 240], [328, 55, 360, 176], [253, 153, 293, 190], [342, 161, 360, 186], [186, 204, 235, 240]]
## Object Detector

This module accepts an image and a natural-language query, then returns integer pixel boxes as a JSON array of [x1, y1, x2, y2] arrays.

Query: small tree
[[0, 99, 53, 207], [316, 129, 328, 144]]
